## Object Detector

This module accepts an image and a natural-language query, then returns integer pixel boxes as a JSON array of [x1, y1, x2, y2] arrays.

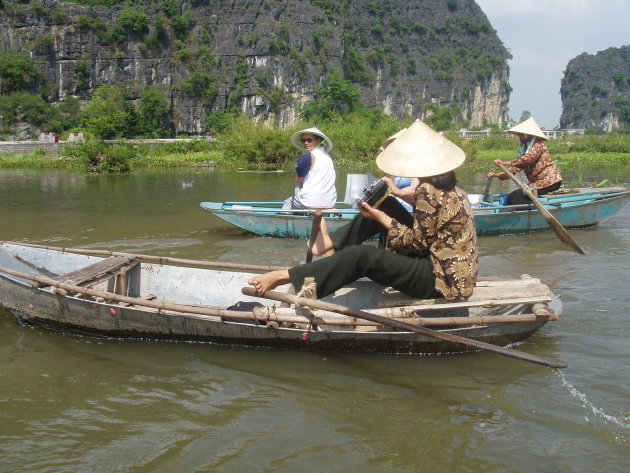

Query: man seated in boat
[[249, 120, 478, 302], [487, 117, 563, 205], [282, 127, 337, 210]]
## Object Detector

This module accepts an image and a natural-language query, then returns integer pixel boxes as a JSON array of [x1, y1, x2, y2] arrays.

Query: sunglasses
[[301, 138, 314, 144]]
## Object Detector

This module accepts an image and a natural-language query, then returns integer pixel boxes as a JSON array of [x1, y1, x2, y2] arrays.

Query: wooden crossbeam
[[51, 255, 139, 288]]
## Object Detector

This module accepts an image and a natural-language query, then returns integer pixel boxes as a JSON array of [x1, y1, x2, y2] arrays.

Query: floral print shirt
[[386, 182, 478, 300], [508, 141, 562, 189]]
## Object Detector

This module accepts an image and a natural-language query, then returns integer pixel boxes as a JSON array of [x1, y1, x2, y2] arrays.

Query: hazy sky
[[476, 0, 630, 128]]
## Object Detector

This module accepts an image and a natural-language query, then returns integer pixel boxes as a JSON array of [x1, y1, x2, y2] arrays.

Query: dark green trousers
[[288, 197, 437, 299]]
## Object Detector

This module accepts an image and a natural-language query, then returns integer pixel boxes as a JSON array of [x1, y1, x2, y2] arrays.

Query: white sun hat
[[290, 127, 333, 152], [375, 120, 465, 177], [508, 117, 547, 141]]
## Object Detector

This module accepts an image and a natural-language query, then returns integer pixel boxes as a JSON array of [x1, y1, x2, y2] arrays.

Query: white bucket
[[343, 173, 378, 207]]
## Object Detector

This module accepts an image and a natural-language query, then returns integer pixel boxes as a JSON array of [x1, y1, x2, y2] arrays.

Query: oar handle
[[495, 162, 586, 255], [482, 175, 493, 202], [241, 287, 567, 369]]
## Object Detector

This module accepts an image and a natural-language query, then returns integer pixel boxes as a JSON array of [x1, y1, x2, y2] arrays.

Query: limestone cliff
[[560, 45, 630, 131], [0, 0, 511, 135]]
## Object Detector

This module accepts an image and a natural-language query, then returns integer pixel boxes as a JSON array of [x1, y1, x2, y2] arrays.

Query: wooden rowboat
[[200, 187, 630, 239], [0, 241, 562, 357]]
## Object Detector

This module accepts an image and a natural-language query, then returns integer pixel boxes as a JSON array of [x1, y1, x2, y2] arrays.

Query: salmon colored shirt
[[508, 141, 562, 189]]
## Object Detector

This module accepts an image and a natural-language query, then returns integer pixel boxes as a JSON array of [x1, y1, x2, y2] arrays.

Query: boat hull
[[0, 243, 556, 355], [201, 188, 630, 238]]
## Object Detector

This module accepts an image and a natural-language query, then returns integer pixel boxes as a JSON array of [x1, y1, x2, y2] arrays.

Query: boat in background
[[0, 241, 560, 355], [201, 187, 630, 239]]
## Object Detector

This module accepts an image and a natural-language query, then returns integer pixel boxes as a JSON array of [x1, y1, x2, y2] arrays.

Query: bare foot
[[310, 217, 335, 256], [248, 269, 291, 295]]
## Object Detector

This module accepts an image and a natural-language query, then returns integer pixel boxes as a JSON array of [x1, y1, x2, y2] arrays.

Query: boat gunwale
[[202, 189, 630, 216]]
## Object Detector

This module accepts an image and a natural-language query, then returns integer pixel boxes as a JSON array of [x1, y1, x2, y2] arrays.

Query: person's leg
[[537, 181, 562, 196], [311, 196, 412, 255], [507, 180, 562, 205], [377, 195, 414, 227], [310, 217, 335, 256], [281, 195, 294, 210], [506, 189, 529, 205], [310, 212, 379, 256], [289, 245, 436, 299]]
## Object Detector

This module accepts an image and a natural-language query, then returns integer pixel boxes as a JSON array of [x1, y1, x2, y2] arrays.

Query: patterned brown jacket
[[508, 141, 562, 189], [386, 182, 478, 300]]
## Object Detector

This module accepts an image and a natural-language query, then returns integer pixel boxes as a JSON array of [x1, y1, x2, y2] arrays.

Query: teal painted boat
[[200, 187, 630, 239]]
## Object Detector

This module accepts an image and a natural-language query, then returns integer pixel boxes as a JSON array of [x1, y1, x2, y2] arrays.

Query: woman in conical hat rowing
[[282, 126, 337, 210], [249, 120, 478, 302], [487, 117, 562, 205]]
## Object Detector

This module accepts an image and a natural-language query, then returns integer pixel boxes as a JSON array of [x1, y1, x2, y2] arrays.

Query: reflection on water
[[0, 167, 629, 472]]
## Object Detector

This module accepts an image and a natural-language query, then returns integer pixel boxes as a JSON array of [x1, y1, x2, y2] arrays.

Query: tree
[[518, 110, 532, 123], [0, 51, 40, 94], [302, 72, 361, 120], [79, 85, 131, 139], [117, 8, 148, 35], [424, 103, 459, 131], [139, 85, 169, 137]]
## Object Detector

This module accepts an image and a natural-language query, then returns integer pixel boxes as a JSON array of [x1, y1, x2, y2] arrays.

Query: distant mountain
[[0, 0, 510, 135], [560, 45, 630, 131]]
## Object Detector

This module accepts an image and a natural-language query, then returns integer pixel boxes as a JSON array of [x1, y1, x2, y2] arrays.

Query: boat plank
[[377, 280, 551, 308], [52, 255, 139, 287]]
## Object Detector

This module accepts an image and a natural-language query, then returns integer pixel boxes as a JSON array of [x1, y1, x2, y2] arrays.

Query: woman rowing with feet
[[248, 120, 478, 303]]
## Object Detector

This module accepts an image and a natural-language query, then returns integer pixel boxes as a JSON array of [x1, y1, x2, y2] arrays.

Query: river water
[[0, 167, 629, 473]]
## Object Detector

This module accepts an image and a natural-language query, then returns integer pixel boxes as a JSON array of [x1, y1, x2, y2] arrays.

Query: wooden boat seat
[[376, 276, 552, 310], [44, 255, 140, 292]]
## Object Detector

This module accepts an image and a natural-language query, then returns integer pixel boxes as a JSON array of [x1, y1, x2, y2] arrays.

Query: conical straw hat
[[375, 120, 465, 177], [290, 126, 333, 152], [508, 117, 547, 141], [379, 127, 407, 151]]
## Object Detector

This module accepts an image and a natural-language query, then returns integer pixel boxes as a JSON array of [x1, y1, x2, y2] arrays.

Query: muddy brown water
[[0, 167, 628, 472]]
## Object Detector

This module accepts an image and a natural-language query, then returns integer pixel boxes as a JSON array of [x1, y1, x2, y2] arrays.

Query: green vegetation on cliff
[[0, 0, 511, 137], [560, 45, 630, 131]]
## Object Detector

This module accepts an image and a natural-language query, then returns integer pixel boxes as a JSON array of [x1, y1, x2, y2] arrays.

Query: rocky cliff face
[[0, 0, 511, 135], [560, 45, 630, 131]]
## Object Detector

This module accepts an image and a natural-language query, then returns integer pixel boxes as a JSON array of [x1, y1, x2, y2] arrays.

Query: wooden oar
[[306, 210, 323, 263], [241, 287, 567, 369], [494, 162, 587, 255], [482, 175, 493, 202]]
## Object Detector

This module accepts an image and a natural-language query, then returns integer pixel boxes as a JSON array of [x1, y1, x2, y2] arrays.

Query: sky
[[475, 0, 630, 129]]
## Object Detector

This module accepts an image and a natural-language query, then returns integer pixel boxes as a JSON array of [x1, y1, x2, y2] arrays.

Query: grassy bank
[[1, 116, 629, 173]]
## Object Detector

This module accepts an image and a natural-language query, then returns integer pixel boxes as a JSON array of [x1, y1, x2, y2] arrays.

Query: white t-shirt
[[293, 147, 336, 208]]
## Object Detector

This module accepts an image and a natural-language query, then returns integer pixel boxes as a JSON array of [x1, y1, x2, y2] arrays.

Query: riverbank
[[1, 132, 629, 175]]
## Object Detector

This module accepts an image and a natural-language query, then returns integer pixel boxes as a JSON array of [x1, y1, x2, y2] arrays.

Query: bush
[[0, 92, 63, 131], [0, 51, 40, 93], [205, 109, 233, 134], [213, 110, 409, 169], [217, 117, 294, 167], [117, 8, 148, 35], [150, 139, 211, 155], [66, 141, 135, 173]]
